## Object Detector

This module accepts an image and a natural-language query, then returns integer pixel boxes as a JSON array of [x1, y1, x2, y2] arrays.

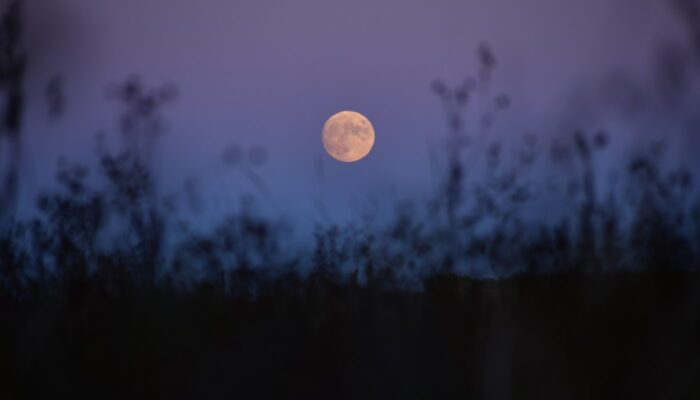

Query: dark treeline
[[1, 0, 700, 398]]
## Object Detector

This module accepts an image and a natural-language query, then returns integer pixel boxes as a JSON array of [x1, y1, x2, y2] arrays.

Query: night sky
[[18, 0, 688, 230], [4, 2, 700, 397]]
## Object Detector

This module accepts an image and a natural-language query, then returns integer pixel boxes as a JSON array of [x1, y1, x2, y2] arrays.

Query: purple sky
[[18, 0, 687, 229]]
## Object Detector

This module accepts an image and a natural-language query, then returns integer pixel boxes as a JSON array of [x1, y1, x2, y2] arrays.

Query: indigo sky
[[19, 0, 686, 229]]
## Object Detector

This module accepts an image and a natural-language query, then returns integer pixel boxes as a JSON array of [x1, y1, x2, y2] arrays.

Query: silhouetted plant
[[0, 0, 26, 223]]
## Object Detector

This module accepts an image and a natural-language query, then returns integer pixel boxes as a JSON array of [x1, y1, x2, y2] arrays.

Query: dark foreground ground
[[1, 270, 699, 399]]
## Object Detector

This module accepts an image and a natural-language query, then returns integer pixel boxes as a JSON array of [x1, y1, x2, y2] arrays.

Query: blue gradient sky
[[18, 0, 685, 230]]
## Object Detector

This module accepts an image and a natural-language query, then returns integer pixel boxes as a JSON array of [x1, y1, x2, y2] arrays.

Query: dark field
[[2, 271, 699, 399]]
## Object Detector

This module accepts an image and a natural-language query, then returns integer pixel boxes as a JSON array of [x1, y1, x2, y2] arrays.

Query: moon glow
[[322, 111, 375, 163]]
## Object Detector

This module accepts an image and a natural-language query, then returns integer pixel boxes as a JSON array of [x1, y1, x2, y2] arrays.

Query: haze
[[18, 0, 684, 227]]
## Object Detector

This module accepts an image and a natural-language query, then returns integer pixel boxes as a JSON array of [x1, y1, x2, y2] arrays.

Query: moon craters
[[322, 111, 375, 163]]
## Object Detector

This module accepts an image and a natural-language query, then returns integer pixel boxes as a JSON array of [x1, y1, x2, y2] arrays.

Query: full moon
[[322, 111, 375, 163]]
